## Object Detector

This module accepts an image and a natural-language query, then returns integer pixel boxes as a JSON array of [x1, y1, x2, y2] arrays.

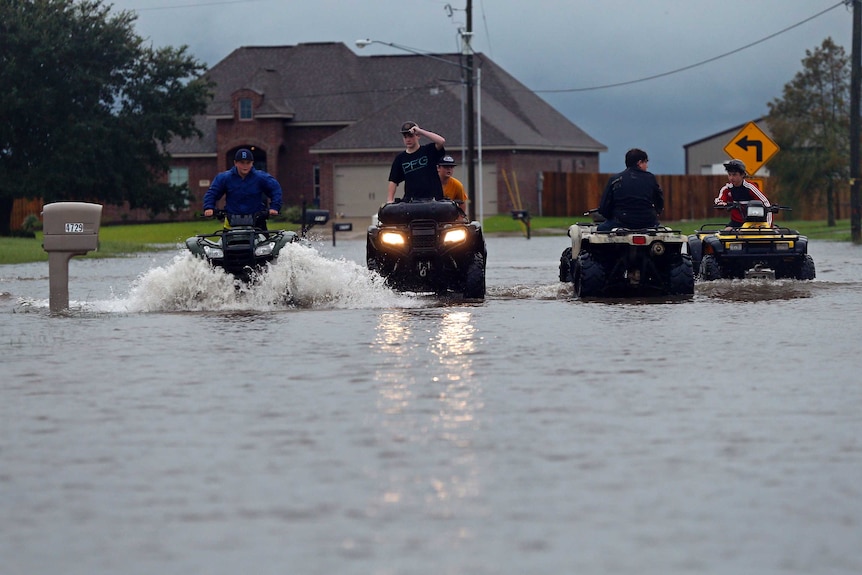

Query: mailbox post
[[331, 222, 353, 246], [511, 210, 531, 239], [41, 202, 102, 312]]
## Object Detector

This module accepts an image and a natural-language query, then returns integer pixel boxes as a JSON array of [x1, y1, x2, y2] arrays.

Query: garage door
[[333, 165, 390, 218], [476, 162, 498, 219], [334, 162, 499, 219]]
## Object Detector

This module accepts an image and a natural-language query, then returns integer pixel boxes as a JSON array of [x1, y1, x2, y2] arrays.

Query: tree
[[766, 37, 850, 225], [0, 0, 212, 235]]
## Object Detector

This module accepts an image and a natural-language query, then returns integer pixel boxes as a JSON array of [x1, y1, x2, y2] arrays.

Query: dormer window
[[239, 98, 253, 120]]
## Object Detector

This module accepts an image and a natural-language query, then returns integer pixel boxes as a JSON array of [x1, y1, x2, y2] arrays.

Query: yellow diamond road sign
[[723, 121, 779, 175]]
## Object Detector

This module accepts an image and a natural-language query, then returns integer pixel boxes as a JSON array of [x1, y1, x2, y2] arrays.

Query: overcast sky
[[106, 0, 853, 174]]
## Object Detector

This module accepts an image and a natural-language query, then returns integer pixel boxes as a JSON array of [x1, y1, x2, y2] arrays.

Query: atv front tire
[[700, 254, 722, 281], [463, 252, 486, 299], [687, 235, 703, 276], [795, 254, 816, 280]]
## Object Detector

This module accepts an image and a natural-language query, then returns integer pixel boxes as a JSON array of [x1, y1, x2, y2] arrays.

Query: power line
[[534, 1, 847, 94], [127, 0, 265, 11]]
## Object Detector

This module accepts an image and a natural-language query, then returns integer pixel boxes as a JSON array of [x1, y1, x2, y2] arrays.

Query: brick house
[[164, 42, 606, 220]]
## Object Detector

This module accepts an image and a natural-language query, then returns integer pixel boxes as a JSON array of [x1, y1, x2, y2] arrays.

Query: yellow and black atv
[[687, 201, 815, 281]]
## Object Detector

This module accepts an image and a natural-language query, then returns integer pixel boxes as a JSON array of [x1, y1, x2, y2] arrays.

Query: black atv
[[559, 210, 694, 298], [366, 199, 487, 298], [185, 208, 329, 283], [687, 201, 815, 281]]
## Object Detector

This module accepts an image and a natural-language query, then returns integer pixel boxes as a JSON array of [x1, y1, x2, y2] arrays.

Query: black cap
[[438, 155, 457, 166], [400, 121, 417, 134], [235, 148, 254, 161], [724, 159, 747, 174]]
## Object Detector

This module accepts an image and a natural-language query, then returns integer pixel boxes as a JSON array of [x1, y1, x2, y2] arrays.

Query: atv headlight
[[380, 231, 406, 246], [747, 205, 765, 218], [443, 228, 468, 245], [728, 242, 743, 251], [255, 242, 275, 256], [203, 245, 224, 259], [775, 241, 792, 251]]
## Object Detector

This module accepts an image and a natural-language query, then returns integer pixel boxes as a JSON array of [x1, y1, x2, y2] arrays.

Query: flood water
[[2, 234, 861, 575]]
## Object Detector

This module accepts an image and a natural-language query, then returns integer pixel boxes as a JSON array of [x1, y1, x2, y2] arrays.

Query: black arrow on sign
[[735, 136, 763, 162]]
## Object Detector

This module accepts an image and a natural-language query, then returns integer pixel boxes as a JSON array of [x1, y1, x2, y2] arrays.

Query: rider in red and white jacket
[[714, 159, 772, 227]]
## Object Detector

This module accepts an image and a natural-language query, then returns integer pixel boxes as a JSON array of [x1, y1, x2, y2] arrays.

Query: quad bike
[[366, 199, 487, 298], [687, 201, 815, 281], [185, 209, 327, 282], [559, 210, 694, 298]]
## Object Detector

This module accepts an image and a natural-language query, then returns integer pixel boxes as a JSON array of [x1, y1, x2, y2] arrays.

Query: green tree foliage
[[766, 37, 850, 224], [0, 0, 212, 234]]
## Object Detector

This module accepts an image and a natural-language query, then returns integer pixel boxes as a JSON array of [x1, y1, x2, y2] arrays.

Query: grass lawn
[[0, 216, 854, 265]]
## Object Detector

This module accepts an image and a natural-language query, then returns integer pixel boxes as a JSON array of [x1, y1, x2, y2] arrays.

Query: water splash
[[695, 277, 818, 302], [491, 282, 572, 300], [124, 243, 418, 312]]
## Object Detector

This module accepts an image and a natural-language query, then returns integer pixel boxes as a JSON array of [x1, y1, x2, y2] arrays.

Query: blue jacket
[[203, 167, 283, 214]]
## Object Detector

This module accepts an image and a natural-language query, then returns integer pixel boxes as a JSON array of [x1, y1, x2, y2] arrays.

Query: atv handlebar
[[713, 201, 790, 213], [204, 209, 270, 222]]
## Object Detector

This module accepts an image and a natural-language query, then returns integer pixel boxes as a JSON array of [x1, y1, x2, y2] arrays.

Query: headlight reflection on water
[[371, 309, 483, 508]]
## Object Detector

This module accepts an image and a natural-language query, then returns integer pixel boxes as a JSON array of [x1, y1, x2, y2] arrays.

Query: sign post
[[332, 222, 353, 246]]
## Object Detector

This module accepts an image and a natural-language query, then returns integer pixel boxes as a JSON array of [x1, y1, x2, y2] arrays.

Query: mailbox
[[41, 202, 103, 312], [304, 209, 330, 227], [42, 202, 102, 253]]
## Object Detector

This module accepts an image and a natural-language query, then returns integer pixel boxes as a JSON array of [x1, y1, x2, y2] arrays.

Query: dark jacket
[[598, 167, 664, 228]]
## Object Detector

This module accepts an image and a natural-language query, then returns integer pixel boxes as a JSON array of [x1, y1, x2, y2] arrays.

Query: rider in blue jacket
[[203, 148, 283, 228]]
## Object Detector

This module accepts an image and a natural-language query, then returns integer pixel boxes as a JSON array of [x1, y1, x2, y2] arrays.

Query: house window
[[239, 98, 253, 120], [168, 166, 190, 209]]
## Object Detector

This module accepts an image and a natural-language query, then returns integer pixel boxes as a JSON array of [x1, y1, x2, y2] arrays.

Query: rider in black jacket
[[597, 148, 664, 230]]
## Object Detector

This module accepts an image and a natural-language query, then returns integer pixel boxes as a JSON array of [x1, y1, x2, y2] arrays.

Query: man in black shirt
[[597, 148, 664, 230], [386, 121, 447, 203]]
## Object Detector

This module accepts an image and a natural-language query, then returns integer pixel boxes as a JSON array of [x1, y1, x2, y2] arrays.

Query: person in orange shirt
[[437, 155, 467, 209]]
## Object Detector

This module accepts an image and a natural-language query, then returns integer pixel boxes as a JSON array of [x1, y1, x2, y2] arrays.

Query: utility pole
[[851, 0, 861, 242], [465, 0, 476, 222]]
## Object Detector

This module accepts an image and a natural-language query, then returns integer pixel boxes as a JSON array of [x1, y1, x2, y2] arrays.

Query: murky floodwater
[[2, 235, 861, 575]]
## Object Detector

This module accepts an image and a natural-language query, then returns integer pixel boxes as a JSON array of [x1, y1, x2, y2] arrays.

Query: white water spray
[[123, 243, 419, 312]]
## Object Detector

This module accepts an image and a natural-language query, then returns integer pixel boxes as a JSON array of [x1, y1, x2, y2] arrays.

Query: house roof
[[683, 117, 768, 149], [167, 42, 605, 155]]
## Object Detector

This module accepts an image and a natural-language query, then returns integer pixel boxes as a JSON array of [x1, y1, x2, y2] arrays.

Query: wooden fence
[[542, 173, 760, 221], [9, 198, 43, 232], [541, 172, 851, 221]]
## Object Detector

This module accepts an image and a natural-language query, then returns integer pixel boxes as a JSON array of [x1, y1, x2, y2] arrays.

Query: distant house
[[165, 42, 606, 219]]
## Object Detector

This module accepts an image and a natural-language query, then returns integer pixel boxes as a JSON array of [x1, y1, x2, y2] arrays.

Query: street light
[[355, 37, 482, 223]]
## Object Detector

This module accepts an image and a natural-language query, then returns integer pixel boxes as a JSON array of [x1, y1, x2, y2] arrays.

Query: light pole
[[355, 37, 481, 222], [849, 0, 861, 243]]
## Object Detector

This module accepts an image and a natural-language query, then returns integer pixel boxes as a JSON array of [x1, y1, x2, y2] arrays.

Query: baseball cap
[[400, 121, 417, 134], [438, 155, 457, 166], [723, 158, 746, 174], [235, 148, 254, 162]]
